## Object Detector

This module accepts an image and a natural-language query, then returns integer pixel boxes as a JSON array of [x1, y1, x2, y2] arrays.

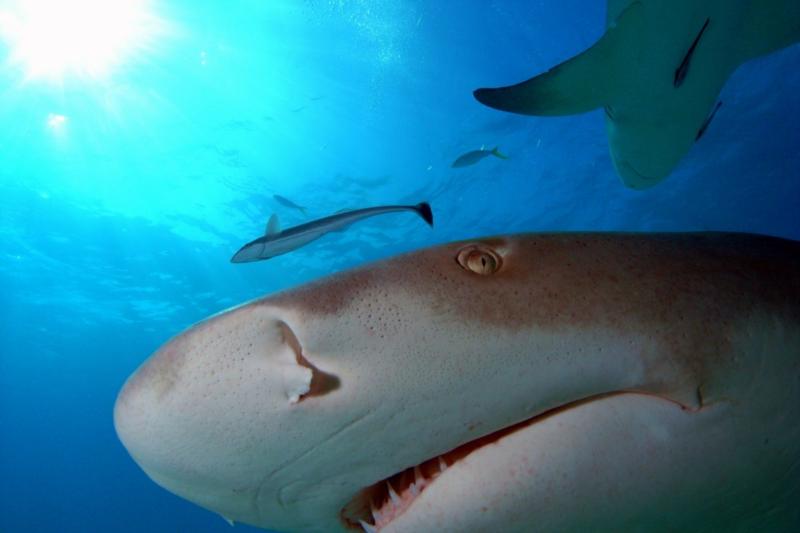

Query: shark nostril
[[277, 321, 340, 402]]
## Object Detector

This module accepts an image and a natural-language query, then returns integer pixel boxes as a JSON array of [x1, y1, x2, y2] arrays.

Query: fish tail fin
[[490, 146, 509, 159], [416, 202, 434, 227]]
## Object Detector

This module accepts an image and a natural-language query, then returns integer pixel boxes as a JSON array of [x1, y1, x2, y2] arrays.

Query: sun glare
[[0, 0, 163, 82], [46, 112, 66, 128]]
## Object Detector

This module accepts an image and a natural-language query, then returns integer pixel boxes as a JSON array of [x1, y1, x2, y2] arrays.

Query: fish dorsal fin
[[266, 214, 281, 236], [473, 2, 644, 116]]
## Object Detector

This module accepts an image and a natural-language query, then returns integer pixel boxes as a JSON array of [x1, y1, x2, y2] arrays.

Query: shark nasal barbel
[[115, 232, 800, 532]]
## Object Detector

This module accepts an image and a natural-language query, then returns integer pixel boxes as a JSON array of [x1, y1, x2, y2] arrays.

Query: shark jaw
[[114, 233, 800, 532], [338, 391, 697, 532]]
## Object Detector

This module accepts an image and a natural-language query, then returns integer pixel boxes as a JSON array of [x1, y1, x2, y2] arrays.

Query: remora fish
[[273, 194, 308, 216], [674, 17, 711, 88], [116, 232, 800, 532], [230, 202, 433, 263], [451, 146, 508, 168], [695, 100, 722, 141]]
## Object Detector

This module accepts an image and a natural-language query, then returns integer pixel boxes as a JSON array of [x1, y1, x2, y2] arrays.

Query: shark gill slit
[[277, 320, 340, 400], [340, 389, 705, 531]]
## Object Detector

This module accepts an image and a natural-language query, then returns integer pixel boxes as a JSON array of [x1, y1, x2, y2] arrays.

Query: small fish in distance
[[231, 202, 434, 263], [451, 146, 508, 168], [273, 194, 308, 216]]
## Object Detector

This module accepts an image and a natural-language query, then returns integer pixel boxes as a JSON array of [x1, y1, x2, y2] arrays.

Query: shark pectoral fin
[[473, 2, 644, 116]]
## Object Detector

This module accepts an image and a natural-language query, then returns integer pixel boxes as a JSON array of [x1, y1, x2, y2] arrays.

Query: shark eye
[[456, 245, 501, 275]]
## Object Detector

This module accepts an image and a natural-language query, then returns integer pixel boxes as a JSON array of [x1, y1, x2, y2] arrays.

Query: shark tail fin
[[416, 202, 434, 227], [299, 207, 308, 217], [473, 2, 644, 116], [490, 146, 509, 160]]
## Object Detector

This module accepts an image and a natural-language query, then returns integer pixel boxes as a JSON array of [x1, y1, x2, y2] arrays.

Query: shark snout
[[113, 329, 194, 471], [113, 302, 337, 521]]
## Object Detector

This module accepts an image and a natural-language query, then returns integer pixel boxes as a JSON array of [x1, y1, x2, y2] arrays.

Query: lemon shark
[[114, 233, 800, 531], [473, 0, 800, 188]]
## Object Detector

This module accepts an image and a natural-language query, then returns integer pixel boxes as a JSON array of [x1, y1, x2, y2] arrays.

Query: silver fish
[[273, 194, 308, 216], [451, 145, 508, 168], [231, 202, 434, 263]]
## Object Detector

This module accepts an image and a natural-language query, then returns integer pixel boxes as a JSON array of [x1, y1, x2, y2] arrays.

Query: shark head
[[115, 233, 800, 531]]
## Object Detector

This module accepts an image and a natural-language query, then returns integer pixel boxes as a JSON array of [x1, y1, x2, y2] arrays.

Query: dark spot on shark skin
[[262, 233, 800, 408]]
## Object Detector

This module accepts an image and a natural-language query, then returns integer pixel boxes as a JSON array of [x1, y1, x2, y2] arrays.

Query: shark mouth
[[340, 392, 631, 531]]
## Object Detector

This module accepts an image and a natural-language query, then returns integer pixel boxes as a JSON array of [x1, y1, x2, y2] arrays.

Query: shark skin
[[114, 233, 800, 532], [473, 0, 800, 188]]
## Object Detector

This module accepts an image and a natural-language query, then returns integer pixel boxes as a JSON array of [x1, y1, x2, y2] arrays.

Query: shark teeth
[[370, 503, 383, 524], [387, 481, 402, 506], [349, 453, 453, 531]]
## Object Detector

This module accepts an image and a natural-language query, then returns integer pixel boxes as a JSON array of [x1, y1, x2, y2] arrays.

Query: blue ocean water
[[0, 1, 798, 532]]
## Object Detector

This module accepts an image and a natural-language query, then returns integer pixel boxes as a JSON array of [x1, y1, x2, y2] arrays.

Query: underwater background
[[0, 1, 798, 531]]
